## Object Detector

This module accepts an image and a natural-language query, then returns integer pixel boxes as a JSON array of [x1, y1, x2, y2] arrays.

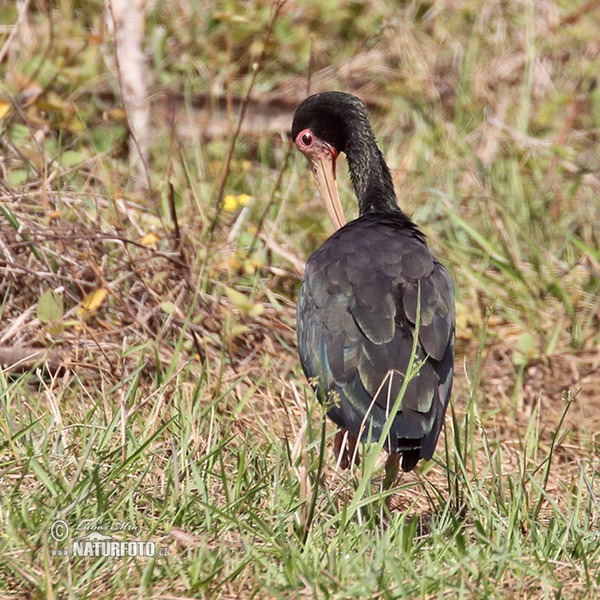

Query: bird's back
[[297, 213, 455, 470]]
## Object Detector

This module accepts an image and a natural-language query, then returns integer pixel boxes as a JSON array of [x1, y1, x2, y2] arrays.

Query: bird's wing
[[297, 220, 454, 462]]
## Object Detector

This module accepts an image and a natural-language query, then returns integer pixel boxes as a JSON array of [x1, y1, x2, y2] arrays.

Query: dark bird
[[292, 91, 455, 478]]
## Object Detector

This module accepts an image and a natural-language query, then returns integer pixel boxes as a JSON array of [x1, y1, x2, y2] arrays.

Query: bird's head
[[291, 92, 370, 230]]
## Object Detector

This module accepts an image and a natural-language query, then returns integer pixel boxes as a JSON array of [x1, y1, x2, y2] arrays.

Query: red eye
[[301, 131, 313, 146]]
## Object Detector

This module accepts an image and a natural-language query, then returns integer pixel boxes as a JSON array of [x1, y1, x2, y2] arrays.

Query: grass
[[1, 0, 600, 598]]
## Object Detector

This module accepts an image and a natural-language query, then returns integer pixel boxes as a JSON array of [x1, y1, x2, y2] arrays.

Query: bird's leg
[[347, 432, 360, 466], [333, 429, 360, 469], [383, 452, 401, 489]]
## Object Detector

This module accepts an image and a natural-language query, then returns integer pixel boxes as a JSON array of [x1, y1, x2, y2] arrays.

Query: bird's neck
[[345, 136, 400, 216]]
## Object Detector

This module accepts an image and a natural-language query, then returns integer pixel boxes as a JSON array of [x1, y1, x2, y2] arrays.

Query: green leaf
[[230, 323, 249, 338], [37, 289, 64, 323], [517, 332, 536, 355], [247, 303, 264, 317], [224, 286, 264, 317], [160, 301, 177, 314], [10, 123, 31, 140], [8, 170, 28, 186], [513, 332, 538, 366], [60, 150, 86, 168]]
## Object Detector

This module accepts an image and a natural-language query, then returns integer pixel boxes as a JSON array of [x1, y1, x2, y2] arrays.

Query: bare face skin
[[295, 128, 346, 231]]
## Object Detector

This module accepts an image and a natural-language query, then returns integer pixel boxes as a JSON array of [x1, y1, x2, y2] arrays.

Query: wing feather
[[297, 216, 454, 467]]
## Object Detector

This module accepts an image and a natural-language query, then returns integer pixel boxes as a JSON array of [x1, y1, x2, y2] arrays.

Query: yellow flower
[[0, 101, 11, 120], [223, 194, 238, 212], [238, 193, 252, 206], [227, 255, 241, 270]]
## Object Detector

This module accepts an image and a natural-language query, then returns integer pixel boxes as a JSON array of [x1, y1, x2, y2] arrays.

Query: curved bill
[[307, 149, 346, 231]]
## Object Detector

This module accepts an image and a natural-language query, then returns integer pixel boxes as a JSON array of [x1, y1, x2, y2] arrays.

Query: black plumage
[[292, 92, 455, 474]]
